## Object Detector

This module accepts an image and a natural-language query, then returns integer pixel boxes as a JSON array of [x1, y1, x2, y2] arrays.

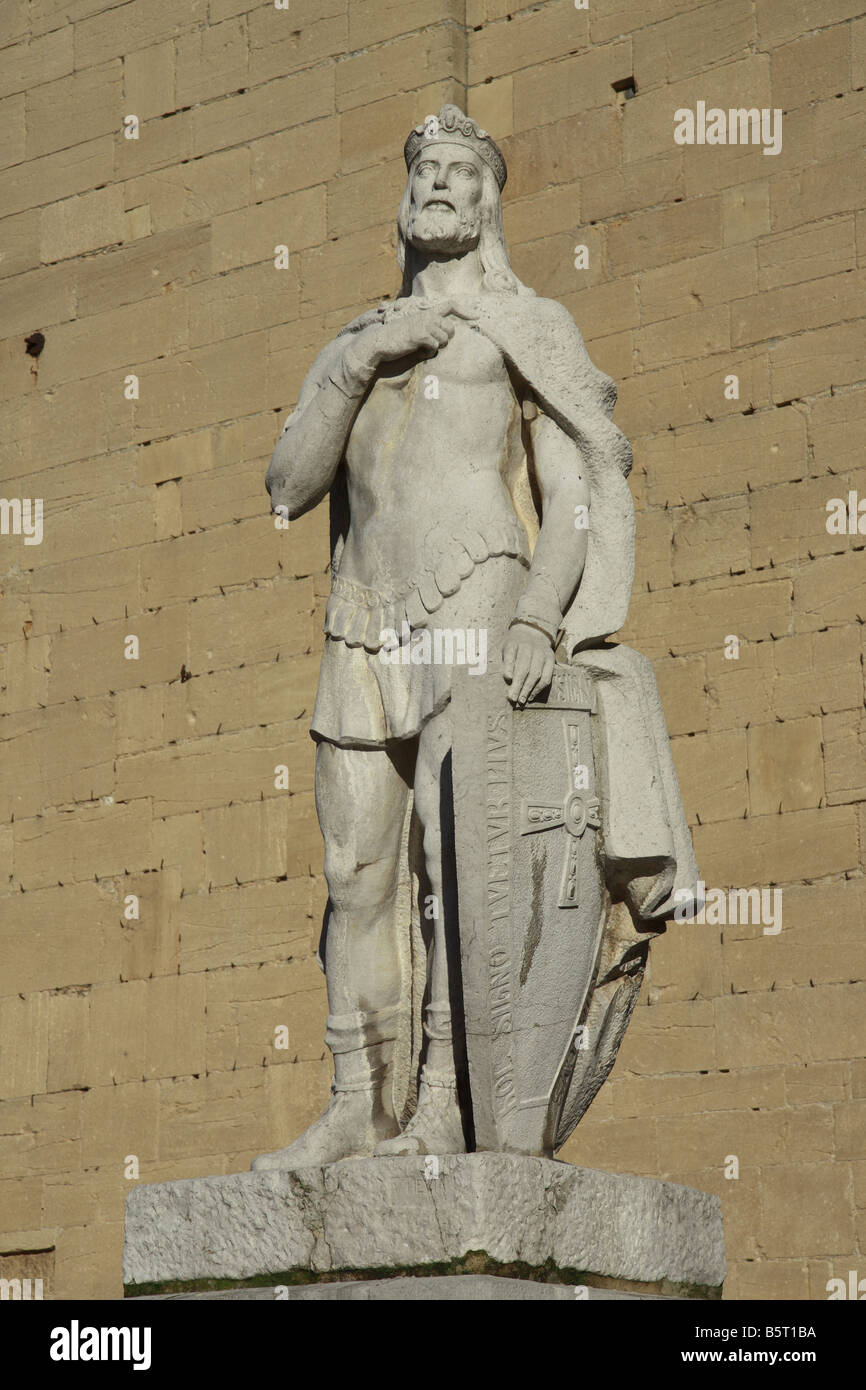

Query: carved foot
[[252, 1092, 399, 1171], [374, 1075, 467, 1157]]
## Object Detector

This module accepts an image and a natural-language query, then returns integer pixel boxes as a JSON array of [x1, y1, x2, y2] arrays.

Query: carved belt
[[324, 520, 530, 652]]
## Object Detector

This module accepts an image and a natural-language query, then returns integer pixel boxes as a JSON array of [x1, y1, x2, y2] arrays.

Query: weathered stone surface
[[123, 1155, 725, 1290], [255, 100, 698, 1175]]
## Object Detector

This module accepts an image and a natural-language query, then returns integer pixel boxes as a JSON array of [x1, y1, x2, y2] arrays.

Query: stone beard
[[255, 104, 699, 1170], [407, 198, 480, 253]]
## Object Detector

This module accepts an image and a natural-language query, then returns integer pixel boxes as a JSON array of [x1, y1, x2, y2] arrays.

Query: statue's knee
[[421, 822, 443, 879], [324, 847, 398, 916]]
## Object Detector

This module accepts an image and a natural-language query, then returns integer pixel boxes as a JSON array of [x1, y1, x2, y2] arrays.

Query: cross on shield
[[518, 716, 601, 909]]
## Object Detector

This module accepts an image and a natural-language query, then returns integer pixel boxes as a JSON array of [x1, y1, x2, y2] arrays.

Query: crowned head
[[397, 104, 527, 295]]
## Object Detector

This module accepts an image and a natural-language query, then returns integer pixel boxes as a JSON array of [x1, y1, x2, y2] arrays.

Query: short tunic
[[311, 528, 530, 747]]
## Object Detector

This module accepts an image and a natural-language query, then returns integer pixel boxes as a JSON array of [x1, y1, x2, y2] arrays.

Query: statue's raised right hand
[[352, 299, 480, 369]]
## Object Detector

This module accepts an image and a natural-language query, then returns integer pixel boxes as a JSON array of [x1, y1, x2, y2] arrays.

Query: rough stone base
[[123, 1154, 725, 1298]]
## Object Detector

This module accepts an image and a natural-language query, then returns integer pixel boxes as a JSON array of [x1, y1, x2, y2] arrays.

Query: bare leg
[[253, 739, 413, 1170], [317, 738, 414, 1015], [375, 704, 467, 1155]]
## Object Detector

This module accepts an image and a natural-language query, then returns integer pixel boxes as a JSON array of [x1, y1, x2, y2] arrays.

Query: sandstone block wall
[[0, 0, 863, 1299]]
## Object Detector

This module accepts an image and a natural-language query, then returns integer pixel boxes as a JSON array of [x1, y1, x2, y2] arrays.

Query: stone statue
[[255, 105, 699, 1169]]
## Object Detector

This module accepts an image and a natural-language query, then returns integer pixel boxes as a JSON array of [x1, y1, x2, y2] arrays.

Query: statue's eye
[[415, 162, 435, 177]]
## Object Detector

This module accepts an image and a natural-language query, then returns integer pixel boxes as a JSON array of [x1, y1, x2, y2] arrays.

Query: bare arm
[[515, 406, 590, 637], [503, 405, 590, 706], [265, 337, 372, 522]]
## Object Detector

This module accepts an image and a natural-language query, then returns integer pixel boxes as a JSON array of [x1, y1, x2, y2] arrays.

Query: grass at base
[[125, 1250, 722, 1300]]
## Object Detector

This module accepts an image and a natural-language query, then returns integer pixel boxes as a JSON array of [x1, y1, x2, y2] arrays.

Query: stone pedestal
[[123, 1155, 725, 1300]]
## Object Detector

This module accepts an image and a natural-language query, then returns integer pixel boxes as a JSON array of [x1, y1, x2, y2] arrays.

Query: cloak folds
[[331, 292, 698, 925], [471, 293, 635, 657], [573, 643, 700, 925]]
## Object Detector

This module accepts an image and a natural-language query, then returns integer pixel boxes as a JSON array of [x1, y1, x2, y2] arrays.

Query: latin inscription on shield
[[452, 664, 604, 1157]]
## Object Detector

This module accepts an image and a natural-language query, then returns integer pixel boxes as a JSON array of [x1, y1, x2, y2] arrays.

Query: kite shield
[[451, 663, 606, 1157]]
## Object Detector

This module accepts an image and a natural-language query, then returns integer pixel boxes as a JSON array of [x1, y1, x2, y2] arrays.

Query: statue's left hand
[[502, 623, 555, 707]]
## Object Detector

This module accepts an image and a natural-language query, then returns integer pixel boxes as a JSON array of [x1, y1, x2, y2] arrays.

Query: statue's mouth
[[423, 198, 456, 212]]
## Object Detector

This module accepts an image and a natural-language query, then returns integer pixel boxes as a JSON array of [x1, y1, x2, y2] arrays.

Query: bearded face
[[406, 144, 485, 254]]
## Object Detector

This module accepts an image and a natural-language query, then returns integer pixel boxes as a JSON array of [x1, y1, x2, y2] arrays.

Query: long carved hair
[[396, 162, 532, 297]]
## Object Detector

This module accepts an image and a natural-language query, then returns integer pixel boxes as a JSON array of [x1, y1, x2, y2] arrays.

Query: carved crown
[[404, 103, 507, 190]]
